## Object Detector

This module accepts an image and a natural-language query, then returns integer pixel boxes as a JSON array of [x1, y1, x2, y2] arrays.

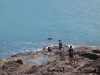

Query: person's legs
[[69, 57, 71, 64], [69, 54, 71, 63], [69, 55, 73, 66], [70, 58, 73, 67], [58, 46, 61, 53]]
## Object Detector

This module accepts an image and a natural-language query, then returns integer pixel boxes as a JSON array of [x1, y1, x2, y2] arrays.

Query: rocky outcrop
[[93, 49, 100, 53], [1, 61, 22, 75], [25, 65, 39, 74], [0, 45, 100, 75], [80, 53, 98, 60], [16, 59, 23, 64], [77, 58, 100, 74]]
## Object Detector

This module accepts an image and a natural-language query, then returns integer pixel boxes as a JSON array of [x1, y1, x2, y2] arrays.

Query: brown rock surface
[[0, 45, 100, 75]]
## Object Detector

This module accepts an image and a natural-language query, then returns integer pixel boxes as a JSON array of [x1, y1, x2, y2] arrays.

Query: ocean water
[[0, 0, 100, 58]]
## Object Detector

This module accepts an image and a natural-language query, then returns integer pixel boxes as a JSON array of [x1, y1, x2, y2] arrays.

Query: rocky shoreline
[[0, 45, 100, 75]]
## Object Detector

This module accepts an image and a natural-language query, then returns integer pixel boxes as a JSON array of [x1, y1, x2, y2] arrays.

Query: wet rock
[[11, 52, 33, 57], [11, 53, 26, 57]]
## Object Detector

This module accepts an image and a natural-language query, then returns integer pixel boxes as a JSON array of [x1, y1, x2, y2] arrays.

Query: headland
[[0, 45, 100, 75]]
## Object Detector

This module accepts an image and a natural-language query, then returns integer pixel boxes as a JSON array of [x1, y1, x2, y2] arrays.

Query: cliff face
[[0, 45, 100, 75]]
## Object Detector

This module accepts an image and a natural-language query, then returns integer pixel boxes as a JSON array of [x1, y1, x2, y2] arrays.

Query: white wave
[[66, 44, 75, 48]]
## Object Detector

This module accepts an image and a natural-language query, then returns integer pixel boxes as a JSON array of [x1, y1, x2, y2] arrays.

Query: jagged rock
[[60, 57, 65, 61], [0, 69, 8, 75], [93, 49, 100, 53], [11, 53, 26, 57], [57, 67, 64, 72], [47, 61, 52, 64], [39, 65, 43, 68], [48, 66, 66, 73], [80, 53, 98, 60], [89, 58, 100, 69], [78, 58, 100, 74], [95, 65, 100, 74], [42, 72, 52, 75], [1, 45, 100, 75], [80, 67, 94, 73], [16, 59, 23, 64], [11, 52, 33, 57], [77, 51, 85, 55], [55, 52, 59, 55], [47, 67, 57, 72], [1, 61, 21, 74], [74, 46, 92, 51], [25, 65, 39, 74], [63, 67, 72, 72]]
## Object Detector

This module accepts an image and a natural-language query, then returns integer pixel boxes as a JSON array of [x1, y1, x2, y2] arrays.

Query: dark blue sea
[[0, 0, 100, 58]]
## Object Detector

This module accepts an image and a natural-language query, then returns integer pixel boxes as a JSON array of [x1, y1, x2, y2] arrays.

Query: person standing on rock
[[68, 46, 74, 66], [58, 40, 63, 52]]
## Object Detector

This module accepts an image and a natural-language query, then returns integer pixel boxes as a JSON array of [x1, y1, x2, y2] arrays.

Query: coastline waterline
[[0, 41, 99, 59]]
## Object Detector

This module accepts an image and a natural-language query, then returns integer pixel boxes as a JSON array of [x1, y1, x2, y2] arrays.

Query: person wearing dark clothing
[[68, 46, 74, 66], [58, 40, 63, 50], [48, 47, 52, 52], [68, 46, 74, 58]]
